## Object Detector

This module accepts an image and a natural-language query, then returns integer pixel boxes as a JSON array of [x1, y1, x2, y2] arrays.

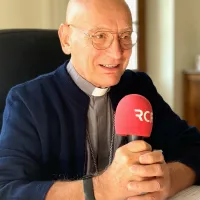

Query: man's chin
[[99, 77, 121, 88]]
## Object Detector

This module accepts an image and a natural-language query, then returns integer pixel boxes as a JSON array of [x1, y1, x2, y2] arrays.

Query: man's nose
[[105, 37, 123, 60]]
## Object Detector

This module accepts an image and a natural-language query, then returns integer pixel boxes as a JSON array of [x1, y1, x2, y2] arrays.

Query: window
[[125, 0, 138, 70], [125, 0, 146, 72]]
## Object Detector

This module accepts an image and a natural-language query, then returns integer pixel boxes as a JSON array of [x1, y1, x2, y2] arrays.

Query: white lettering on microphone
[[134, 109, 143, 121], [144, 111, 150, 122], [134, 109, 153, 123]]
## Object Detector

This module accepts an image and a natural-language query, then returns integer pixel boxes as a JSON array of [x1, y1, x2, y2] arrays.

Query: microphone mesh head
[[115, 94, 153, 137]]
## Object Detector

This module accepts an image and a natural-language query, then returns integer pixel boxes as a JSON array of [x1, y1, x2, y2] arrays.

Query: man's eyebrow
[[90, 26, 133, 32]]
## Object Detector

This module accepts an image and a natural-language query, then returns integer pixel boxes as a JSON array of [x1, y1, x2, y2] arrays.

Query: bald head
[[66, 0, 132, 27], [58, 0, 133, 88]]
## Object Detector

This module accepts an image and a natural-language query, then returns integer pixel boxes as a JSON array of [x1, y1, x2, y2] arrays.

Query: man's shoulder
[[118, 69, 153, 88], [9, 70, 56, 98], [8, 64, 66, 100], [122, 69, 151, 81]]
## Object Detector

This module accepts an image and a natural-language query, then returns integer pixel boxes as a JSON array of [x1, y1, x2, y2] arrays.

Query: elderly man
[[0, 0, 200, 199]]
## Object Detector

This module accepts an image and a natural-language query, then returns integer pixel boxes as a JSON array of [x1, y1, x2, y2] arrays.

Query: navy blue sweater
[[0, 62, 200, 200]]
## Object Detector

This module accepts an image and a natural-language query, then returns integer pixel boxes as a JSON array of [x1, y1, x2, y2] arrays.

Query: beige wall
[[174, 0, 200, 116], [146, 0, 200, 117], [0, 0, 67, 29]]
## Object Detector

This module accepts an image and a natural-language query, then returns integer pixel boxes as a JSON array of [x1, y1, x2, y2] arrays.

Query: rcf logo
[[134, 109, 153, 123]]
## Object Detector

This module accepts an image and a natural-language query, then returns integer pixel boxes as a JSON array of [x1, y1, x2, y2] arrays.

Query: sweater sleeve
[[0, 88, 54, 200], [138, 72, 200, 185]]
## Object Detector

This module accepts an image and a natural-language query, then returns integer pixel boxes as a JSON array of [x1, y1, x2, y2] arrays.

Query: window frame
[[137, 0, 146, 72]]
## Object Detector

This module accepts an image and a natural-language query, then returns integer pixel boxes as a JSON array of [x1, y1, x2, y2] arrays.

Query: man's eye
[[122, 35, 130, 39], [94, 33, 107, 39], [121, 33, 132, 40]]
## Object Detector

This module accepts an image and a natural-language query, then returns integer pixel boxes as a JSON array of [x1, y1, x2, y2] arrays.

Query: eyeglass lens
[[91, 31, 137, 50]]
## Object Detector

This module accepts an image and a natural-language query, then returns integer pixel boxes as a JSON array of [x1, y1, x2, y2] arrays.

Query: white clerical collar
[[67, 61, 110, 97], [92, 87, 110, 97]]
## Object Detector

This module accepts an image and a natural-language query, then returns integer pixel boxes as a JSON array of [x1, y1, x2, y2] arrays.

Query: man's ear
[[58, 24, 71, 55]]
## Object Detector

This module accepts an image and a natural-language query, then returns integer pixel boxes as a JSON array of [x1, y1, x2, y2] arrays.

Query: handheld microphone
[[115, 94, 153, 141]]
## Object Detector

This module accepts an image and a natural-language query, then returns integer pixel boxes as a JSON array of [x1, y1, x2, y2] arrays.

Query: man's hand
[[127, 150, 171, 200], [93, 140, 153, 200], [93, 141, 171, 200]]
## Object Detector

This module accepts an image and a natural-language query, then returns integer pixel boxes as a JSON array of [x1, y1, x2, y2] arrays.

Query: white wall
[[0, 0, 67, 29], [146, 0, 200, 117], [146, 0, 174, 109]]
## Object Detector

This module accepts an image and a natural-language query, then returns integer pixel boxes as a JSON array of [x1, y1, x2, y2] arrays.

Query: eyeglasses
[[68, 24, 137, 50]]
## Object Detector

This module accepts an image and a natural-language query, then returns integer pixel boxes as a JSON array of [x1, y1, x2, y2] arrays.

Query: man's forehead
[[68, 0, 123, 4], [66, 0, 128, 19], [67, 0, 127, 13], [66, 0, 132, 29]]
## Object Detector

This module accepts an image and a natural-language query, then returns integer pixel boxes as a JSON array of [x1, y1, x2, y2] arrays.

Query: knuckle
[[116, 149, 129, 163], [140, 166, 146, 174], [141, 141, 148, 148], [148, 195, 156, 200], [156, 164, 164, 176], [140, 141, 151, 150], [116, 147, 124, 156], [134, 182, 141, 190], [158, 178, 165, 189], [153, 179, 161, 190], [115, 147, 121, 155], [122, 154, 129, 163], [159, 153, 164, 161]]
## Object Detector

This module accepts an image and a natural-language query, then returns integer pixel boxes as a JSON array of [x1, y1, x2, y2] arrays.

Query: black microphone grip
[[128, 135, 143, 142]]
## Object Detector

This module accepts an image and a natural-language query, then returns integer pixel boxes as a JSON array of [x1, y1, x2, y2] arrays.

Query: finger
[[130, 164, 165, 177], [130, 175, 151, 182], [127, 178, 164, 195], [115, 148, 149, 166], [127, 191, 162, 200], [126, 141, 152, 153], [139, 150, 164, 164]]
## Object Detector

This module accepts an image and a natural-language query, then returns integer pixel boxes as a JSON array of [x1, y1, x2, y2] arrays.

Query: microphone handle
[[128, 135, 143, 142]]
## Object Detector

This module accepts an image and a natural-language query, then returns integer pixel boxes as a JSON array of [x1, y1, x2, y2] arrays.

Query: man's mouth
[[100, 64, 119, 69]]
